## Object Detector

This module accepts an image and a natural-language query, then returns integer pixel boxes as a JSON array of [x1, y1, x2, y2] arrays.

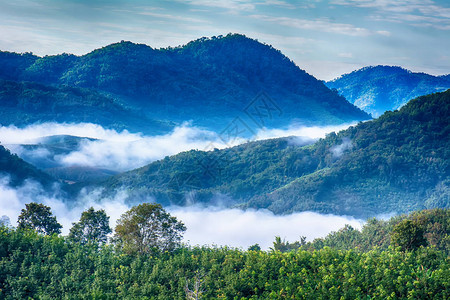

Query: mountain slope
[[250, 90, 450, 216], [326, 66, 450, 117], [5, 135, 119, 183], [0, 34, 370, 133], [0, 79, 173, 134], [98, 90, 450, 218], [0, 144, 56, 188]]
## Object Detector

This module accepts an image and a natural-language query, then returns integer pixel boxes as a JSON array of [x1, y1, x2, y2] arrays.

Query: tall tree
[[17, 202, 62, 235], [114, 203, 186, 254], [69, 207, 111, 244], [391, 219, 427, 251]]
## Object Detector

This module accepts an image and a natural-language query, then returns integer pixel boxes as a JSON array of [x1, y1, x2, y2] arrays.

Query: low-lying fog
[[1, 121, 354, 172], [0, 121, 362, 250], [0, 177, 363, 250]]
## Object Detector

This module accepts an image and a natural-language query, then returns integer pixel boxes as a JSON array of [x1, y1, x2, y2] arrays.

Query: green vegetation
[[282, 209, 449, 254], [0, 34, 370, 134], [100, 90, 450, 218], [17, 203, 62, 235], [0, 207, 448, 299], [0, 79, 173, 134], [326, 65, 450, 117], [68, 207, 111, 245], [114, 203, 186, 254]]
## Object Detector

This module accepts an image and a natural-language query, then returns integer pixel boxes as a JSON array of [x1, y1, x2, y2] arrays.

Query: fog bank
[[0, 177, 363, 250], [1, 122, 354, 172]]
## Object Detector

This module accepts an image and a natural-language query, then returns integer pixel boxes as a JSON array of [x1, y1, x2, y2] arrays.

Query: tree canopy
[[17, 202, 62, 235], [114, 203, 186, 254], [69, 207, 111, 244]]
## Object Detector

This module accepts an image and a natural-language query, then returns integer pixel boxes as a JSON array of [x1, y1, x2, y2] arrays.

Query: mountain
[[5, 135, 119, 183], [0, 144, 56, 188], [326, 66, 450, 117], [0, 79, 173, 134], [0, 34, 370, 134], [98, 90, 450, 218]]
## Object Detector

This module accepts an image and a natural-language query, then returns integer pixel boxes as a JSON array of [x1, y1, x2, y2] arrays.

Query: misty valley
[[0, 34, 449, 299]]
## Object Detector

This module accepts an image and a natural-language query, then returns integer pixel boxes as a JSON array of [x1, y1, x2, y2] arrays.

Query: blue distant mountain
[[0, 34, 370, 134], [326, 66, 450, 117]]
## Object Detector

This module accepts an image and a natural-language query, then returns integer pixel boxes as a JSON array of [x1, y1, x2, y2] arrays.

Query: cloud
[[56, 123, 225, 171], [2, 122, 355, 172], [0, 176, 138, 235], [250, 15, 372, 36], [338, 52, 353, 58], [169, 206, 364, 250], [0, 123, 142, 144], [0, 176, 363, 249], [137, 11, 210, 23], [178, 0, 256, 11], [330, 137, 353, 157], [254, 123, 356, 141], [332, 0, 450, 30]]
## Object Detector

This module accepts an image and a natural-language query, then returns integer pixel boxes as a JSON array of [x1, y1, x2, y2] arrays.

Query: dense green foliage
[[278, 209, 450, 254], [0, 79, 172, 134], [100, 90, 450, 218], [69, 207, 111, 245], [114, 203, 186, 254], [17, 203, 62, 235], [326, 65, 450, 117], [0, 34, 369, 134], [1, 209, 449, 299]]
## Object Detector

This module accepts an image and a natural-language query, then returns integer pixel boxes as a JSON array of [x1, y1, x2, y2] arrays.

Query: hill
[[0, 34, 370, 134], [0, 144, 56, 188], [0, 79, 173, 134], [326, 66, 450, 117], [98, 90, 450, 218], [5, 135, 119, 183]]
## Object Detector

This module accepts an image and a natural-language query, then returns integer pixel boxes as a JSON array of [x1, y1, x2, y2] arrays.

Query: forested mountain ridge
[[99, 90, 450, 218], [0, 34, 370, 133], [326, 65, 450, 117], [0, 144, 57, 188], [0, 80, 173, 133]]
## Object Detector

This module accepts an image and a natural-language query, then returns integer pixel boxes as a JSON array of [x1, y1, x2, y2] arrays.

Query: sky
[[0, 0, 449, 80]]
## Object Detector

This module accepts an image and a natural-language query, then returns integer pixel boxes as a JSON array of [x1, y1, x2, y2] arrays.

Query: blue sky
[[0, 0, 449, 80]]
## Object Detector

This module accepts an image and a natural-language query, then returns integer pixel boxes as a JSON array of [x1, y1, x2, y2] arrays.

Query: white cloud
[[0, 176, 363, 249], [330, 137, 353, 158], [250, 15, 372, 36], [2, 122, 354, 172], [137, 11, 210, 23], [332, 0, 450, 30], [254, 123, 355, 141], [338, 52, 353, 58], [0, 123, 142, 144], [178, 0, 256, 11], [169, 206, 364, 250], [0, 176, 140, 235]]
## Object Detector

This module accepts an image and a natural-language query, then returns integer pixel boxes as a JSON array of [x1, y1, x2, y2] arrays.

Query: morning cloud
[[0, 176, 364, 250], [2, 122, 352, 172], [250, 15, 372, 36]]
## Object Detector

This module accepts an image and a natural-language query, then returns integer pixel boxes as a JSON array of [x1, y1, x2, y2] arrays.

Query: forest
[[98, 89, 450, 218], [1, 203, 448, 299]]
